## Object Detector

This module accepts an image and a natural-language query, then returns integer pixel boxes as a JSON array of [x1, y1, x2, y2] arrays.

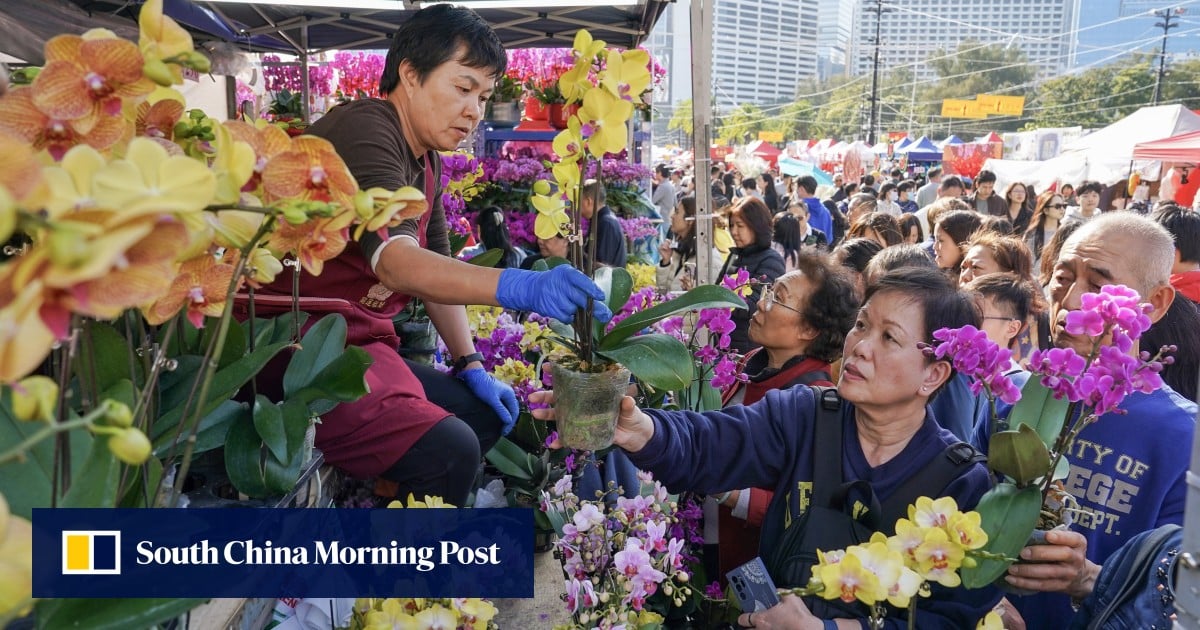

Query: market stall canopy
[[1133, 129, 1200, 163], [937, 135, 963, 148], [975, 131, 1002, 144], [896, 136, 941, 162], [2, 0, 665, 62], [1063, 104, 1200, 160], [777, 157, 834, 186], [745, 139, 781, 167], [893, 136, 914, 152]]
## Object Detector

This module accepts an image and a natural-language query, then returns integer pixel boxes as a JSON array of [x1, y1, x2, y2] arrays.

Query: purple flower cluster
[[480, 157, 552, 186], [1063, 285, 1154, 353], [617, 216, 659, 241], [607, 287, 665, 331], [929, 326, 1021, 404], [1027, 344, 1168, 416], [261, 55, 334, 97], [329, 51, 384, 99], [584, 160, 652, 187]]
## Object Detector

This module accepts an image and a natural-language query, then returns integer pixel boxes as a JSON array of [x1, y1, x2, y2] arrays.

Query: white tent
[[1063, 104, 1200, 159]]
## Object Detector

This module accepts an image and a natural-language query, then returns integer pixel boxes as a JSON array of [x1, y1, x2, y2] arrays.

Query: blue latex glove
[[457, 367, 519, 435], [495, 266, 613, 323]]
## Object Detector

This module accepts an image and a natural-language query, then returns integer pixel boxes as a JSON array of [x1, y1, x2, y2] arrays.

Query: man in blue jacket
[[999, 213, 1197, 629]]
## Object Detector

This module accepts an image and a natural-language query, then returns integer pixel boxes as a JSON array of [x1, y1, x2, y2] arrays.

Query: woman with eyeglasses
[[714, 253, 861, 585], [530, 267, 999, 628], [1023, 190, 1067, 270]]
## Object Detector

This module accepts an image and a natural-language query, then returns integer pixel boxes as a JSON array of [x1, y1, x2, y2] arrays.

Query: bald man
[[997, 213, 1197, 628]]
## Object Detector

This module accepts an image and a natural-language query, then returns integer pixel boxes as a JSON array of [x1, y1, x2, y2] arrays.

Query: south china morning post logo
[[61, 530, 121, 575]]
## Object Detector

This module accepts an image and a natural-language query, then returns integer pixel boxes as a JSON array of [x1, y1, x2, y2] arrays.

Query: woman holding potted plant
[[532, 267, 1002, 628]]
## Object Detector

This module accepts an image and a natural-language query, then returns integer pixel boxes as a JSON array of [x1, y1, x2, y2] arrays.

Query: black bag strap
[[878, 441, 987, 532], [1088, 524, 1182, 630], [810, 386, 844, 509]]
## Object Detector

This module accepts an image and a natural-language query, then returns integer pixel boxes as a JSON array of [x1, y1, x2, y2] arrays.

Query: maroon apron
[[236, 164, 451, 478]]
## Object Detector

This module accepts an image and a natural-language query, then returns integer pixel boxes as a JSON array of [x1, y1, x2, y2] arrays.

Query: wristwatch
[[452, 352, 485, 374]]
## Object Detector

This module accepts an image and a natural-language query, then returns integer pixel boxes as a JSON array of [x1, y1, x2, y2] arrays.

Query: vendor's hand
[[528, 390, 654, 452], [737, 595, 823, 629], [1005, 529, 1098, 600], [457, 368, 518, 435], [495, 266, 612, 323]]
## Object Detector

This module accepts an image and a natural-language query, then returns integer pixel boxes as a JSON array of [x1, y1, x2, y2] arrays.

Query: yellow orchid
[[0, 495, 33, 620], [138, 0, 197, 86], [492, 358, 537, 389], [9, 376, 60, 423], [885, 518, 927, 563], [134, 88, 185, 139], [143, 252, 238, 328], [453, 598, 497, 630], [364, 598, 415, 630], [571, 29, 606, 62], [208, 210, 265, 250], [353, 186, 427, 240], [600, 48, 651, 103], [0, 189, 12, 246], [0, 273, 54, 384], [552, 117, 586, 164], [0, 87, 126, 161], [211, 122, 256, 205], [33, 34, 154, 135], [407, 604, 459, 630], [559, 59, 594, 105], [977, 611, 1004, 630], [404, 493, 455, 508], [224, 119, 293, 195], [578, 88, 633, 158], [944, 510, 988, 551], [815, 546, 883, 606], [909, 496, 961, 530], [92, 137, 216, 216], [552, 161, 582, 199], [41, 144, 106, 217], [862, 535, 923, 609], [245, 248, 283, 288], [262, 135, 359, 212], [265, 213, 354, 276], [532, 193, 570, 240], [912, 527, 965, 588]]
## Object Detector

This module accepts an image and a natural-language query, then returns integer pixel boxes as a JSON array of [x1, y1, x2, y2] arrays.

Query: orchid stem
[[0, 411, 106, 466]]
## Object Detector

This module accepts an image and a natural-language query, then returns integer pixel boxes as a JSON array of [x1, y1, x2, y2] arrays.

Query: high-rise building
[[711, 0, 820, 108], [817, 0, 855, 81], [850, 0, 1080, 82]]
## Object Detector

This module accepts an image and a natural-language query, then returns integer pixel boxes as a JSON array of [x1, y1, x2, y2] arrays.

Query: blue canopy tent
[[894, 136, 915, 152], [937, 135, 964, 148], [778, 157, 834, 186], [897, 136, 942, 162]]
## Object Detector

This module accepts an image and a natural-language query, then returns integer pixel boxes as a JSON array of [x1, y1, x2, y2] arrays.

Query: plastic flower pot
[[485, 101, 522, 127], [524, 97, 549, 121], [551, 362, 631, 451]]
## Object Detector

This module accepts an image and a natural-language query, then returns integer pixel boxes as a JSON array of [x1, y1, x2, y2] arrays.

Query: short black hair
[[742, 178, 758, 191], [656, 164, 672, 178], [865, 243, 936, 284], [966, 272, 1037, 327], [791, 252, 861, 363], [898, 180, 915, 193], [796, 175, 818, 194], [1153, 203, 1200, 263], [379, 4, 506, 96], [1076, 180, 1103, 196], [833, 237, 884, 275], [976, 170, 997, 185], [940, 176, 964, 192], [936, 210, 984, 246]]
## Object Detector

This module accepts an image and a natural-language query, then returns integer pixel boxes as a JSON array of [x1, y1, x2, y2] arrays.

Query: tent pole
[[690, 0, 715, 287], [300, 24, 311, 122]]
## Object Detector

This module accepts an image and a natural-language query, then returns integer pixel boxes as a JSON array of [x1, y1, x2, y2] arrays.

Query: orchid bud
[[675, 570, 689, 582], [249, 248, 283, 285], [183, 51, 212, 74], [532, 179, 552, 196], [961, 555, 978, 569], [101, 400, 134, 428], [107, 427, 152, 465], [10, 376, 59, 423], [143, 58, 175, 86]]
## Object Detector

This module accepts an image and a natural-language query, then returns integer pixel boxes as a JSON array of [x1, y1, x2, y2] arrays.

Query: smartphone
[[726, 557, 780, 613]]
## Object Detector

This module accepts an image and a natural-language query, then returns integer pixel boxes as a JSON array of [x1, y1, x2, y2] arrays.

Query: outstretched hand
[[1005, 528, 1098, 600], [527, 390, 654, 453], [495, 266, 613, 323], [457, 368, 519, 435]]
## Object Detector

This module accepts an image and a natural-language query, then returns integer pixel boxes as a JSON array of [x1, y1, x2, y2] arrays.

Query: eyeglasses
[[1048, 203, 1068, 209], [981, 315, 1017, 322], [760, 285, 802, 315]]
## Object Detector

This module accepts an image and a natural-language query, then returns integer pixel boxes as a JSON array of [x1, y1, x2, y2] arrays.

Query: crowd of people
[[224, 4, 1200, 627]]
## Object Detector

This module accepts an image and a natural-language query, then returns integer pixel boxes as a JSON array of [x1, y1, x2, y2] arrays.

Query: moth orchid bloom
[[0, 88, 125, 160], [913, 527, 966, 588], [532, 192, 570, 240], [0, 275, 55, 384], [815, 548, 883, 606], [0, 132, 48, 209], [138, 0, 198, 86], [91, 137, 216, 216], [33, 33, 154, 135], [223, 119, 292, 195], [134, 89, 185, 139], [353, 186, 427, 240], [144, 252, 238, 328], [265, 213, 354, 276], [578, 88, 633, 158], [261, 135, 358, 213], [210, 122, 256, 205], [552, 117, 586, 165], [601, 49, 652, 103]]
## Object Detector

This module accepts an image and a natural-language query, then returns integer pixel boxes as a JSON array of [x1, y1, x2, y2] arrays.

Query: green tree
[[765, 100, 814, 140], [809, 76, 871, 139], [666, 98, 693, 140], [919, 40, 1036, 135], [716, 103, 767, 144]]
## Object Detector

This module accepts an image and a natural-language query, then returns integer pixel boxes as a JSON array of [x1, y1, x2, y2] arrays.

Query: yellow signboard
[[941, 99, 987, 119], [757, 131, 784, 143], [977, 94, 1025, 116]]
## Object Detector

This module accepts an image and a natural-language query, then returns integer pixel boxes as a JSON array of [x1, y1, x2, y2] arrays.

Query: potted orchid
[[922, 286, 1172, 589], [528, 29, 744, 451]]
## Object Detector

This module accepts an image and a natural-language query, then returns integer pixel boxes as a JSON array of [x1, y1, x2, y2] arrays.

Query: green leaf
[[156, 340, 291, 429], [0, 394, 92, 518], [599, 285, 746, 350], [287, 346, 372, 415], [215, 315, 248, 369], [467, 247, 505, 268], [36, 598, 205, 630], [253, 395, 287, 462], [594, 266, 634, 315], [960, 483, 1043, 589], [283, 314, 349, 398], [59, 430, 122, 508], [281, 398, 313, 458], [76, 323, 139, 395], [596, 334, 692, 391], [1007, 377, 1070, 450], [987, 424, 1052, 485], [223, 407, 269, 498], [119, 456, 163, 508], [484, 438, 534, 481], [152, 400, 244, 459]]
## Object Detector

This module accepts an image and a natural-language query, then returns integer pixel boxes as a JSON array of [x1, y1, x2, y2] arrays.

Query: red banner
[[942, 143, 1003, 179]]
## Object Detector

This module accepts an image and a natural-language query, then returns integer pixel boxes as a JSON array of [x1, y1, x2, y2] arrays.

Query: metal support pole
[[1152, 8, 1181, 106], [690, 0, 715, 287], [867, 0, 882, 145], [300, 24, 311, 122]]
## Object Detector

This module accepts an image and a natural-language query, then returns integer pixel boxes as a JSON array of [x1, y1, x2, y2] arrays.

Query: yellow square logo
[[61, 531, 121, 575]]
